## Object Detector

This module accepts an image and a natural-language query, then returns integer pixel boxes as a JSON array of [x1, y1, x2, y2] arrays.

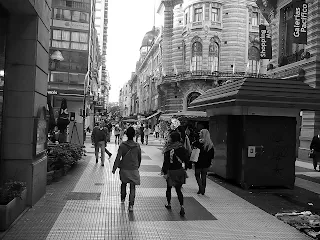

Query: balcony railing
[[161, 70, 268, 81]]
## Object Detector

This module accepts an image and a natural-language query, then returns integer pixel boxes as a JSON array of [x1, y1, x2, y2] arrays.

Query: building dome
[[140, 27, 160, 48]]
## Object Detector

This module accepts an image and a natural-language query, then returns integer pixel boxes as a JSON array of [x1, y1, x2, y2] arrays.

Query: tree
[[108, 105, 121, 121]]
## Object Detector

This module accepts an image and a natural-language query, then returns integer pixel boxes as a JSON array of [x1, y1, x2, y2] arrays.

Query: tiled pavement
[[0, 138, 313, 240]]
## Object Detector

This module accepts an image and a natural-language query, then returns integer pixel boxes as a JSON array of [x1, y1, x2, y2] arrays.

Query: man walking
[[91, 122, 107, 166]]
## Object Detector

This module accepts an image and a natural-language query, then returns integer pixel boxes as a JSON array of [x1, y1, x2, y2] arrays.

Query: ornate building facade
[[256, 0, 320, 160], [157, 0, 268, 113]]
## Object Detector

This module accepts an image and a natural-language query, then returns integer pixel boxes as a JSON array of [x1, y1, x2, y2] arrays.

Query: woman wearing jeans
[[112, 127, 141, 212], [193, 129, 215, 195], [162, 131, 189, 216]]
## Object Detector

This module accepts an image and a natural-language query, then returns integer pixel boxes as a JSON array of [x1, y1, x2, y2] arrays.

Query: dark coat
[[310, 135, 320, 152], [162, 145, 189, 175], [193, 141, 215, 169]]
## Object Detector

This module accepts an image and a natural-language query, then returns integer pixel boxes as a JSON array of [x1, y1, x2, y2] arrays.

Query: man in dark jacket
[[112, 127, 142, 212], [310, 130, 320, 171], [91, 122, 107, 166]]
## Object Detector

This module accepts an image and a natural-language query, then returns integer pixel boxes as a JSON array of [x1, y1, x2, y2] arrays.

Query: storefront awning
[[159, 111, 207, 121], [145, 111, 162, 120]]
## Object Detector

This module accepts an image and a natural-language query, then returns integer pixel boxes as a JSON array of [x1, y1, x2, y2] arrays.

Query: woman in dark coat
[[310, 130, 320, 171], [193, 129, 215, 195], [161, 131, 189, 216]]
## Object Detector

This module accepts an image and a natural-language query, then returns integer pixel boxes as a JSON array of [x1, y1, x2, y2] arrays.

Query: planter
[[0, 189, 27, 231]]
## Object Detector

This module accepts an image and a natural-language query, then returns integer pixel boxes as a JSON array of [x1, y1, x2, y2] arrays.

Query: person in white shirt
[[144, 125, 151, 145]]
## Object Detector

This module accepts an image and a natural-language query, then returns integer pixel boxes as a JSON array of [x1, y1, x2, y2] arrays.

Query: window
[[191, 41, 202, 71], [63, 9, 71, 20], [185, 13, 188, 24], [248, 46, 260, 73], [252, 12, 258, 26], [211, 7, 220, 22], [194, 7, 203, 22], [72, 11, 80, 21], [80, 12, 89, 23], [182, 41, 186, 65], [54, 8, 63, 19], [209, 40, 219, 71]]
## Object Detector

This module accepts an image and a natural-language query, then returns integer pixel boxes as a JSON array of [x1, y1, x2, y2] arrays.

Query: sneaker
[[128, 205, 133, 212], [180, 207, 185, 217]]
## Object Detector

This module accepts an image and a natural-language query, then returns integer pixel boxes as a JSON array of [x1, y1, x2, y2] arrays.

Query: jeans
[[95, 141, 105, 164], [195, 168, 208, 194], [121, 182, 136, 206], [166, 183, 183, 206]]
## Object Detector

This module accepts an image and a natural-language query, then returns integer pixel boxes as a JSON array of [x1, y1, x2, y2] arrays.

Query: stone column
[[2, 1, 51, 206], [162, 2, 174, 75]]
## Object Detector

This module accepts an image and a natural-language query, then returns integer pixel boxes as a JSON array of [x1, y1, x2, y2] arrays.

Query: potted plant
[[0, 180, 27, 231]]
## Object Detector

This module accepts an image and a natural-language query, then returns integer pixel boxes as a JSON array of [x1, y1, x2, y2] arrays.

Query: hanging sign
[[292, 0, 308, 44], [259, 25, 272, 59]]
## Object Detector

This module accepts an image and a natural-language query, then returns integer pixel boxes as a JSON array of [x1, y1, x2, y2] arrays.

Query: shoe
[[109, 154, 112, 158], [180, 207, 185, 217], [101, 164, 104, 167], [121, 199, 125, 203], [96, 159, 98, 163], [197, 190, 201, 194], [165, 204, 171, 210], [128, 205, 133, 212]]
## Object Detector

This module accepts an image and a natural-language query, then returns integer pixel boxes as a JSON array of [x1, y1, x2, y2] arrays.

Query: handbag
[[309, 149, 315, 158], [190, 148, 200, 162]]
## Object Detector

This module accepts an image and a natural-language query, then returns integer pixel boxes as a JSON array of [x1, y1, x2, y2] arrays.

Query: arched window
[[187, 92, 201, 107], [192, 41, 202, 71], [208, 40, 219, 72], [248, 46, 260, 73]]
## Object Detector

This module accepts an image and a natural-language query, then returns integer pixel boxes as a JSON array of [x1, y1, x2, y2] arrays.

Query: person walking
[[192, 129, 215, 195], [161, 131, 189, 217], [102, 123, 112, 158], [114, 124, 121, 144], [112, 127, 142, 212], [310, 130, 320, 171], [140, 124, 145, 144], [144, 125, 151, 145], [154, 124, 159, 138], [91, 122, 107, 166]]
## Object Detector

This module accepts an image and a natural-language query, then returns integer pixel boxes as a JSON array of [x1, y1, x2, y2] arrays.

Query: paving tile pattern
[[0, 139, 313, 240]]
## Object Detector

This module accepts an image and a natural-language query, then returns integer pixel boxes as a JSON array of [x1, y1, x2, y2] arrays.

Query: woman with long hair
[[161, 131, 189, 216], [193, 129, 215, 195]]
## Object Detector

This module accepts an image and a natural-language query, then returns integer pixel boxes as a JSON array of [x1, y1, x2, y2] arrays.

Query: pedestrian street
[[0, 137, 312, 240]]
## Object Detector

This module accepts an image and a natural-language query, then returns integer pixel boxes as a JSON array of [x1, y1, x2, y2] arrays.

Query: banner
[[292, 0, 308, 44], [259, 25, 272, 59]]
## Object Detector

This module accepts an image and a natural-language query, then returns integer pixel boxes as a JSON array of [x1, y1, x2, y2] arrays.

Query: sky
[[106, 0, 160, 102]]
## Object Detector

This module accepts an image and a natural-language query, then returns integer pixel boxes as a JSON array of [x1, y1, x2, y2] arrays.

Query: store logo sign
[[292, 0, 308, 44], [53, 20, 89, 31]]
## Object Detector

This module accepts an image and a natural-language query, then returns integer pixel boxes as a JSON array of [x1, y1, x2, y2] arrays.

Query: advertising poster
[[292, 0, 308, 44]]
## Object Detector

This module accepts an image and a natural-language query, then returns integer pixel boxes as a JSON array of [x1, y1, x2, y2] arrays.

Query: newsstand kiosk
[[189, 77, 320, 189]]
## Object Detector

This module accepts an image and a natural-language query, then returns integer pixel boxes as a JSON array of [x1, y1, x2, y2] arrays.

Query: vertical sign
[[293, 0, 308, 44], [259, 25, 272, 59]]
